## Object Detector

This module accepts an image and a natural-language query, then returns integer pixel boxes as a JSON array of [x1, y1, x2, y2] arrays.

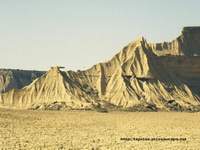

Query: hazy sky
[[0, 0, 199, 71]]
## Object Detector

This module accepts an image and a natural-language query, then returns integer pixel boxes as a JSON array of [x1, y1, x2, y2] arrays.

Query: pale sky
[[0, 0, 199, 71]]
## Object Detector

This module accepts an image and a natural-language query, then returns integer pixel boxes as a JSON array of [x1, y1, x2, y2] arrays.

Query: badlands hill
[[0, 27, 200, 111]]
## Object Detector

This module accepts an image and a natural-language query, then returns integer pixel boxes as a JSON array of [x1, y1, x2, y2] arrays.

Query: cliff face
[[0, 27, 200, 111], [150, 27, 200, 56], [156, 56, 200, 94], [71, 35, 200, 110], [181, 27, 200, 56]]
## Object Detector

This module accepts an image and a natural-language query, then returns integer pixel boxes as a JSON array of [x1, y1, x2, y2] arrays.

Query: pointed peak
[[48, 66, 65, 72], [134, 36, 146, 42], [49, 66, 60, 72], [129, 36, 147, 47], [46, 66, 64, 77]]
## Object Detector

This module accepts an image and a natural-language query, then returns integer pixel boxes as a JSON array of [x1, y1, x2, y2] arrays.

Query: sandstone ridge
[[1, 27, 200, 111]]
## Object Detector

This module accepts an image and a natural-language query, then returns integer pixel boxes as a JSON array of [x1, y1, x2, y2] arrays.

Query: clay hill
[[1, 27, 200, 111]]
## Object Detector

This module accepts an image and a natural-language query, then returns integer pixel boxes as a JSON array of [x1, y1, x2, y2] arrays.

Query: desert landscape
[[0, 109, 200, 149], [1, 26, 200, 149], [1, 1, 200, 149], [1, 27, 200, 112]]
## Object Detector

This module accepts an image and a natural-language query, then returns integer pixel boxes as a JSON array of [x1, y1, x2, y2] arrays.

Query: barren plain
[[0, 109, 200, 149]]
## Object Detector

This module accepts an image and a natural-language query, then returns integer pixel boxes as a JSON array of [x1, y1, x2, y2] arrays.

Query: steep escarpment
[[0, 27, 200, 111], [150, 26, 200, 56], [71, 35, 200, 110], [156, 56, 200, 95]]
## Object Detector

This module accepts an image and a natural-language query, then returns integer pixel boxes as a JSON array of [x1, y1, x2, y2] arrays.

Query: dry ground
[[0, 109, 200, 149]]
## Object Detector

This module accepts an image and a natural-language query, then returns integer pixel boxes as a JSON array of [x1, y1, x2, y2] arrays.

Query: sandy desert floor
[[0, 109, 200, 150]]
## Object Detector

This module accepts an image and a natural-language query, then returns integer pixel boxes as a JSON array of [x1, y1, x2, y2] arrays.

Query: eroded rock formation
[[0, 27, 200, 111]]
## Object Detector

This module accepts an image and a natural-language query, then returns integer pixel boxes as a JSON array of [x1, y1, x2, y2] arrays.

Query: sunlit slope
[[0, 27, 200, 111], [0, 67, 96, 109]]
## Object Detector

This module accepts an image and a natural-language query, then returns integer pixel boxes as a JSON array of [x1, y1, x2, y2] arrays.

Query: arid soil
[[0, 109, 200, 149]]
